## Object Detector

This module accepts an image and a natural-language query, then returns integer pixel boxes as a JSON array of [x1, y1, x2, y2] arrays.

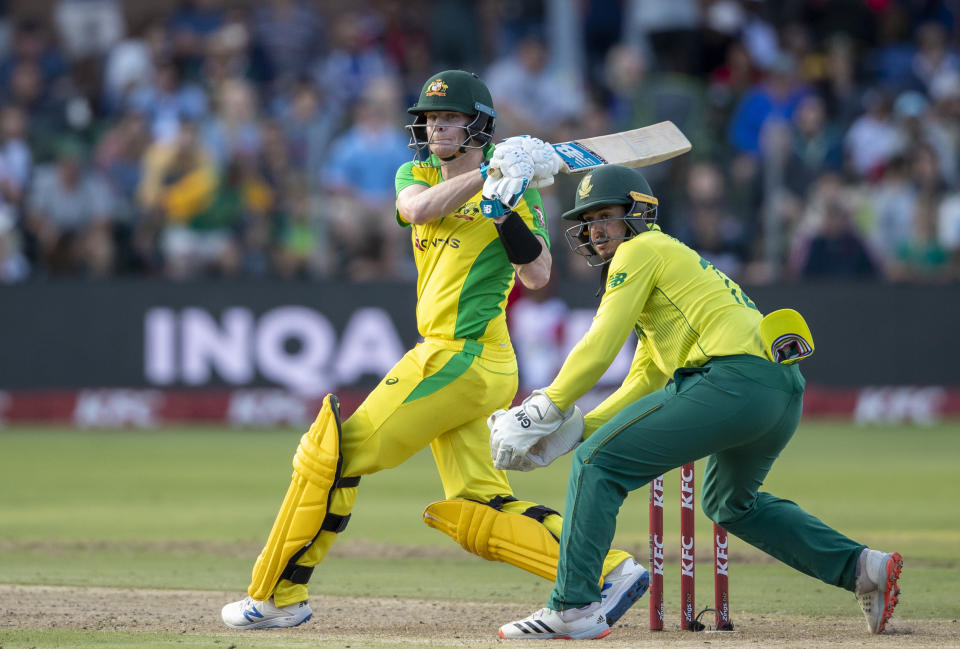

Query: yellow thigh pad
[[249, 394, 356, 601], [423, 499, 558, 580], [760, 308, 814, 364]]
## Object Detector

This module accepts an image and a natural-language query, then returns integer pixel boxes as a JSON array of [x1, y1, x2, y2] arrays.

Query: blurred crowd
[[0, 0, 959, 285]]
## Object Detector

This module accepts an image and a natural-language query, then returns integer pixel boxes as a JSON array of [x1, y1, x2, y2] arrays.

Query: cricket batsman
[[490, 164, 903, 639], [221, 71, 648, 630]]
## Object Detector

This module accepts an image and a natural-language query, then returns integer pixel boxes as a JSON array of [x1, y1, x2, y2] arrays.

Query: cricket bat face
[[552, 121, 691, 173]]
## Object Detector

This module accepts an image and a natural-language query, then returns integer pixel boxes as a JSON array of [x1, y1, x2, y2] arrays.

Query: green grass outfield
[[1, 420, 958, 648]]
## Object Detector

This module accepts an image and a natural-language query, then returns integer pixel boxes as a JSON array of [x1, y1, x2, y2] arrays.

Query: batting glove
[[494, 136, 560, 188], [518, 136, 561, 188], [490, 146, 534, 180], [481, 174, 531, 217]]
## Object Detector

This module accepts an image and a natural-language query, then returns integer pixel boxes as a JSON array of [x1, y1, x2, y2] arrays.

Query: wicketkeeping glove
[[525, 408, 583, 469], [488, 390, 582, 471]]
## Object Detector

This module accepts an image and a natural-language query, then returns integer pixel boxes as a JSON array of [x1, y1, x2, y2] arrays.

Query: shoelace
[[531, 608, 548, 621]]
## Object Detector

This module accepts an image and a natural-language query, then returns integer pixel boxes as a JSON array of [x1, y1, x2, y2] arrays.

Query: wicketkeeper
[[492, 164, 903, 640], [221, 71, 649, 630]]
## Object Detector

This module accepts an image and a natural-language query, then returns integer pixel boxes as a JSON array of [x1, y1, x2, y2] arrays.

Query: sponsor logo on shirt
[[607, 272, 627, 289], [532, 205, 545, 229], [414, 235, 461, 252]]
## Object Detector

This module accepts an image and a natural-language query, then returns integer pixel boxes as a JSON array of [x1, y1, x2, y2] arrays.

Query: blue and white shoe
[[600, 557, 650, 626], [221, 595, 312, 630], [499, 602, 610, 640]]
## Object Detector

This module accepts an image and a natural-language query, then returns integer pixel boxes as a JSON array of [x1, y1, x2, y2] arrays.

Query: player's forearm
[[543, 319, 632, 411], [396, 169, 484, 225], [544, 268, 646, 409], [544, 344, 615, 411], [513, 238, 551, 290]]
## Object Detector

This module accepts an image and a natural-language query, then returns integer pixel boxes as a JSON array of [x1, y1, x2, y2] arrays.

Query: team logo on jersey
[[425, 79, 448, 97], [455, 202, 479, 221], [385, 377, 399, 385], [578, 174, 594, 199], [533, 205, 545, 229]]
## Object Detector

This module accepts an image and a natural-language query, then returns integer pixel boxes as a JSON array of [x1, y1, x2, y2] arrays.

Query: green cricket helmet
[[406, 70, 496, 158], [562, 165, 659, 266]]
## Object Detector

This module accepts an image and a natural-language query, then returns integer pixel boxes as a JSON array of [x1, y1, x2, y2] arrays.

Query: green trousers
[[547, 355, 866, 611]]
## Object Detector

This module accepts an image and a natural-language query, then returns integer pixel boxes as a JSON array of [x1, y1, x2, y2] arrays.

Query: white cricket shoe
[[221, 595, 313, 630], [854, 549, 903, 634], [600, 557, 649, 626], [499, 602, 610, 640]]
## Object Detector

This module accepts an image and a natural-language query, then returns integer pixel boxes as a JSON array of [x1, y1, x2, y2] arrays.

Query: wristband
[[495, 210, 542, 264], [480, 199, 506, 218], [479, 161, 491, 181]]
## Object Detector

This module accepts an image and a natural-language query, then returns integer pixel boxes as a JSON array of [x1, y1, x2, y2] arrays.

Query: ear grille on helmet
[[472, 101, 496, 144], [625, 199, 658, 234], [410, 114, 428, 145], [563, 220, 602, 265]]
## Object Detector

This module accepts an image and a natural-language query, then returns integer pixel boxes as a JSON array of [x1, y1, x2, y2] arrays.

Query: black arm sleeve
[[495, 210, 543, 265]]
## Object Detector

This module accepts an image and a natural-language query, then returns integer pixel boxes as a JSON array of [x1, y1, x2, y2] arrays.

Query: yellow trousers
[[266, 338, 628, 606]]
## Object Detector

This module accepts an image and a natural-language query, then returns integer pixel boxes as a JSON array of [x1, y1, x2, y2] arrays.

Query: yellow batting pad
[[249, 395, 342, 601], [760, 308, 814, 364], [423, 499, 558, 580]]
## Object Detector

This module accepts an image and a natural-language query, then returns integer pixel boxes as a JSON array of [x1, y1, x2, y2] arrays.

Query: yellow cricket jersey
[[395, 150, 549, 353], [543, 226, 766, 435]]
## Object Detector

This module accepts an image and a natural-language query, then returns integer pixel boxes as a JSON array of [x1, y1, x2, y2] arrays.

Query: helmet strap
[[452, 134, 473, 157]]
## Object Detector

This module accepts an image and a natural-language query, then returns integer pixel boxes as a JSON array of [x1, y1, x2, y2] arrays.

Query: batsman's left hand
[[521, 137, 561, 188], [488, 145, 534, 181]]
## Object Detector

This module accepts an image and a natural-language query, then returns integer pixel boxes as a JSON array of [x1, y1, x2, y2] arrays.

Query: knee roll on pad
[[423, 498, 560, 580], [248, 394, 360, 600]]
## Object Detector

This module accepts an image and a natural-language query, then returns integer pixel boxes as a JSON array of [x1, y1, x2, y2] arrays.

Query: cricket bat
[[551, 121, 691, 174]]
